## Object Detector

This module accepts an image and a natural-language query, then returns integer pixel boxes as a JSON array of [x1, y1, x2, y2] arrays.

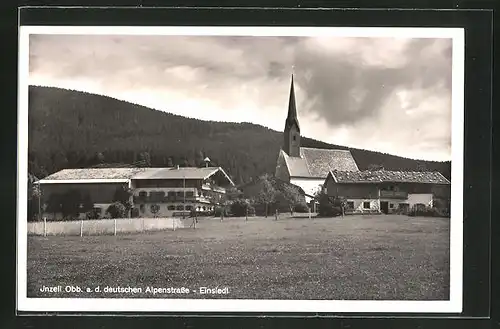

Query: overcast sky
[[29, 34, 453, 161]]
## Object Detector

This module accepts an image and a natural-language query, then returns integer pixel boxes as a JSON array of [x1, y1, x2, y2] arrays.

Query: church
[[274, 75, 360, 201], [274, 75, 451, 214]]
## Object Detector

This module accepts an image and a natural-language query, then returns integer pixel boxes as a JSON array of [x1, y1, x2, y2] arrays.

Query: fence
[[28, 217, 185, 236]]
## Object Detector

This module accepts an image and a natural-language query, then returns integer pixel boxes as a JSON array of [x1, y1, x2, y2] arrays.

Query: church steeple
[[283, 74, 301, 157]]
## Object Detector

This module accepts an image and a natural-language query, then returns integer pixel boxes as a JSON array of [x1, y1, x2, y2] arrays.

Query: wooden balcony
[[133, 195, 201, 203], [379, 190, 408, 199], [201, 184, 225, 194]]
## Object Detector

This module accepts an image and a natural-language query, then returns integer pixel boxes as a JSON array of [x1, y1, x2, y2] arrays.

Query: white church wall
[[290, 177, 324, 202]]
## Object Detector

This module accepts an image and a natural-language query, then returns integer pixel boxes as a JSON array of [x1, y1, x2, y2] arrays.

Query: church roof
[[281, 147, 360, 178], [328, 169, 450, 184]]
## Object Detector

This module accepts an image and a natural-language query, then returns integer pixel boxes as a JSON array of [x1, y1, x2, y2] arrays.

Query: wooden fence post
[[114, 218, 117, 236], [80, 219, 83, 237], [43, 217, 47, 237]]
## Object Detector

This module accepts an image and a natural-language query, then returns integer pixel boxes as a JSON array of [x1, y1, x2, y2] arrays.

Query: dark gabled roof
[[328, 169, 450, 184]]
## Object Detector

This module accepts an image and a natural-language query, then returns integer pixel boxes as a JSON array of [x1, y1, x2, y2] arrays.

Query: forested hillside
[[27, 86, 451, 185]]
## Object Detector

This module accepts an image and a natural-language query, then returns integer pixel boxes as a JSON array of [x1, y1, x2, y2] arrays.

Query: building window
[[150, 191, 165, 202], [138, 191, 147, 198], [176, 205, 184, 210], [363, 202, 370, 209], [346, 202, 354, 209], [186, 191, 194, 198], [167, 205, 175, 210], [389, 203, 394, 208], [139, 204, 145, 213], [293, 135, 296, 141]]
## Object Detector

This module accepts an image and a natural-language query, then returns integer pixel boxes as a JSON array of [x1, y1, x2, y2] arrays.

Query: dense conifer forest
[[27, 86, 451, 185]]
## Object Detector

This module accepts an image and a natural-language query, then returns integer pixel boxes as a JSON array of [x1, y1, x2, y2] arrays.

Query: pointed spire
[[285, 73, 300, 132]]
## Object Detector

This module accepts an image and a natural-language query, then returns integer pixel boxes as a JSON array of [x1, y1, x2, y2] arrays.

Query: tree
[[256, 174, 277, 218], [417, 162, 427, 171], [113, 186, 133, 217], [195, 150, 204, 167], [317, 192, 342, 217], [106, 202, 127, 219], [27, 176, 42, 221], [229, 199, 255, 217], [167, 157, 174, 167], [281, 184, 303, 216], [331, 196, 347, 217], [138, 151, 151, 167], [96, 152, 105, 164]]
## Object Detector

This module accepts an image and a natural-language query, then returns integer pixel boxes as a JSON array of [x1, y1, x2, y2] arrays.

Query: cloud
[[28, 33, 453, 161]]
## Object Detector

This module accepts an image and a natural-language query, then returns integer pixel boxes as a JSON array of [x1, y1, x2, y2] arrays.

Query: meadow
[[27, 214, 450, 300]]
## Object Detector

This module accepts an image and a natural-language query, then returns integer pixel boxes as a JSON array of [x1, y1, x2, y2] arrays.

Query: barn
[[323, 169, 451, 214], [36, 166, 234, 220]]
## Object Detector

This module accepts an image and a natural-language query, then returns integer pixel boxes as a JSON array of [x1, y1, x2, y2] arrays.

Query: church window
[[293, 135, 296, 141]]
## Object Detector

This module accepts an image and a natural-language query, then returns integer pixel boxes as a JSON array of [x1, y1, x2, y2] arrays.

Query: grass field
[[27, 214, 450, 300]]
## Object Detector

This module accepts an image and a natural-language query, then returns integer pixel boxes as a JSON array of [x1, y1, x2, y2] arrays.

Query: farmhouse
[[275, 75, 451, 212], [37, 166, 234, 220], [323, 170, 450, 214]]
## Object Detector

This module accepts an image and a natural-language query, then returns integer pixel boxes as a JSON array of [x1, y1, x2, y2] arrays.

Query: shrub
[[294, 201, 310, 213], [317, 193, 343, 217], [230, 199, 256, 217], [130, 208, 140, 218], [106, 202, 127, 219], [213, 206, 231, 217], [409, 205, 448, 217], [86, 208, 101, 220]]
